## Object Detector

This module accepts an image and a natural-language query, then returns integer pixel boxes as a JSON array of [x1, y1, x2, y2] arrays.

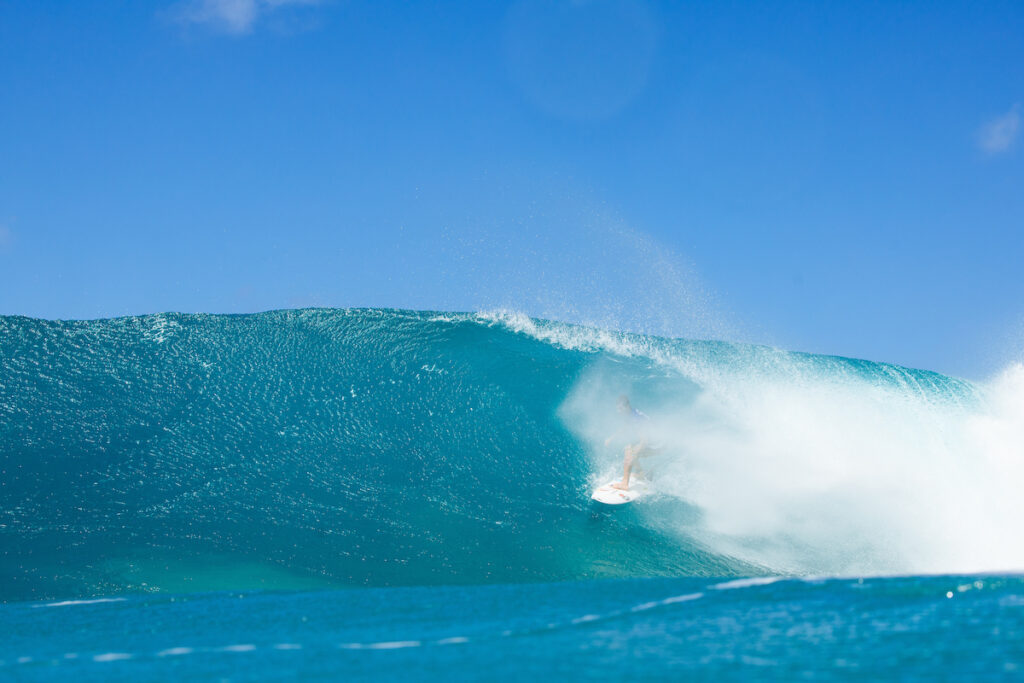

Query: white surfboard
[[591, 479, 651, 505]]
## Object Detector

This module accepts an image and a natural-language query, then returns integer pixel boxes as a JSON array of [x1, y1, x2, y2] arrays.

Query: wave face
[[2, 309, 1023, 601]]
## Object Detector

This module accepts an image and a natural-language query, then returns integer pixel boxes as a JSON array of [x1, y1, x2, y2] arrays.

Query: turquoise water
[[3, 308, 1023, 678], [5, 576, 1023, 680]]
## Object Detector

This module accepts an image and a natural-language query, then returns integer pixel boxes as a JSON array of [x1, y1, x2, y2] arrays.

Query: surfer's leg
[[631, 446, 655, 479], [612, 445, 637, 490]]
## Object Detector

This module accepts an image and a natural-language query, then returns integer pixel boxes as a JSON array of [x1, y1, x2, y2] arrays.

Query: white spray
[[488, 312, 1024, 576]]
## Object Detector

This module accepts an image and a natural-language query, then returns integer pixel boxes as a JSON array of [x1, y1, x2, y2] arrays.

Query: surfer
[[605, 395, 658, 490]]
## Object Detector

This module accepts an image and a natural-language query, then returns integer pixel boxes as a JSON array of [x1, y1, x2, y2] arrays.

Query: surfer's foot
[[611, 481, 629, 491]]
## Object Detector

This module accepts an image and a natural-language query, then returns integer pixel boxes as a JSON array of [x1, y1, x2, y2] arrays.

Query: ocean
[[2, 308, 1022, 679]]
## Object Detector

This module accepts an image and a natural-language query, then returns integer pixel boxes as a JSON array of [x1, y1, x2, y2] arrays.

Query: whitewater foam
[[516, 312, 1024, 576]]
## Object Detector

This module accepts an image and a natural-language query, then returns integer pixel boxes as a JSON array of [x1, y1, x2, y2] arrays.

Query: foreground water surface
[[4, 575, 1022, 681]]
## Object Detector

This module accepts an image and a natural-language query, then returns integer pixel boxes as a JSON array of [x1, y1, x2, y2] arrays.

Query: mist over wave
[[1, 308, 1022, 601], [502, 311, 1024, 576]]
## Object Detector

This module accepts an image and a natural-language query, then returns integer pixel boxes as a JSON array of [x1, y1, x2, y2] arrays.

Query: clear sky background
[[1, 0, 1022, 378]]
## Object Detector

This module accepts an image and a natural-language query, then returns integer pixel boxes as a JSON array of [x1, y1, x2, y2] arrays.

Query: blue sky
[[1, 0, 1022, 378]]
